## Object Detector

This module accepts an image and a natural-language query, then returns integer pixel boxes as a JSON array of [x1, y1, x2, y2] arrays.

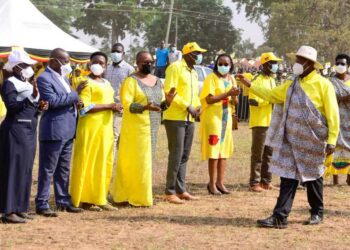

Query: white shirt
[[47, 66, 71, 93]]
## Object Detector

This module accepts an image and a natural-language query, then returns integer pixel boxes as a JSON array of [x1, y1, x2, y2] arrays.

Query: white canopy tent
[[0, 0, 96, 62]]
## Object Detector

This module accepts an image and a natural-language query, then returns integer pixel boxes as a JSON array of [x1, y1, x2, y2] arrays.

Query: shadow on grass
[[106, 214, 257, 227], [292, 207, 350, 217], [152, 183, 252, 196]]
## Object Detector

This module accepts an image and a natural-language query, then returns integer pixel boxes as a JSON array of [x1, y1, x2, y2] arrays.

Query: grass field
[[0, 123, 349, 250]]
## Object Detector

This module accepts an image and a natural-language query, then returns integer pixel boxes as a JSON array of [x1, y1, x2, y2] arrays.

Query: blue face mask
[[270, 63, 278, 73], [191, 54, 203, 65], [218, 65, 230, 75]]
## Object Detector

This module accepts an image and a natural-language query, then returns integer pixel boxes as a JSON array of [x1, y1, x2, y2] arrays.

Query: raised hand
[[165, 87, 177, 106], [31, 78, 39, 98]]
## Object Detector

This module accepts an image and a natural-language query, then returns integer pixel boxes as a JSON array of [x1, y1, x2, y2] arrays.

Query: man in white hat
[[237, 45, 339, 228]]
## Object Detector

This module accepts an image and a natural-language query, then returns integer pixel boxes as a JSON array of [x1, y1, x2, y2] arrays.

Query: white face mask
[[335, 64, 347, 74], [18, 65, 34, 80], [292, 63, 304, 76], [54, 58, 72, 76], [90, 63, 104, 76], [292, 61, 311, 76], [111, 52, 123, 63], [61, 63, 72, 76]]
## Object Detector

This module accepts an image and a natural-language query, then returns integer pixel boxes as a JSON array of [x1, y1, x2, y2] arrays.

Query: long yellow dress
[[70, 77, 114, 207], [0, 96, 6, 118], [110, 75, 164, 207], [200, 73, 236, 160]]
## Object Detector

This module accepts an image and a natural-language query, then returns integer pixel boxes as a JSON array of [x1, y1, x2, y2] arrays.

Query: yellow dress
[[70, 78, 114, 207], [0, 96, 6, 118], [200, 73, 236, 160], [110, 75, 164, 207]]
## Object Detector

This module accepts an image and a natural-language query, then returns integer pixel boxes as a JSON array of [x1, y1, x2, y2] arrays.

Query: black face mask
[[140, 64, 152, 74]]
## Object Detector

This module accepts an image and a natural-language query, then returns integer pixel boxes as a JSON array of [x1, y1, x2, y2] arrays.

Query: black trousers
[[273, 177, 323, 219]]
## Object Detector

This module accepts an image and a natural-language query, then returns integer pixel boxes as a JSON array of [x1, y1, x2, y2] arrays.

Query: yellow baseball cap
[[182, 42, 207, 55], [260, 52, 282, 65]]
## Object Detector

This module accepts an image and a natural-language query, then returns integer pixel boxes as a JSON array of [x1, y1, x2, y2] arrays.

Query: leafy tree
[[31, 0, 81, 34], [265, 0, 350, 62], [73, 0, 159, 49], [143, 0, 241, 62]]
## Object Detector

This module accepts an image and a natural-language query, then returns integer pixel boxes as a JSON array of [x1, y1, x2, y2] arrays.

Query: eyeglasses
[[218, 63, 230, 67], [336, 62, 346, 66]]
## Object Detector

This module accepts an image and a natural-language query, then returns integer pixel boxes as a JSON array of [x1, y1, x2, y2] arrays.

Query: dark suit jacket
[[37, 68, 79, 141]]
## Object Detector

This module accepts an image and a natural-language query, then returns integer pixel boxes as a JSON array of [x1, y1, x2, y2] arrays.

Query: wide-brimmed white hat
[[287, 45, 323, 69], [4, 49, 37, 72]]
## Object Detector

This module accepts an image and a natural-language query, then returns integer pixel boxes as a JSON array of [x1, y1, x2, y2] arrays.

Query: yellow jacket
[[250, 70, 339, 145], [163, 59, 200, 122], [249, 74, 275, 128]]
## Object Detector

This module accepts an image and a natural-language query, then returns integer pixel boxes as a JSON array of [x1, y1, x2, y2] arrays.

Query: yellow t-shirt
[[250, 70, 339, 145], [249, 74, 275, 128], [163, 59, 201, 122]]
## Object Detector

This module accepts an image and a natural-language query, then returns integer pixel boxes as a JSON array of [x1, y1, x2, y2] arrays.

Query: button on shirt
[[163, 59, 201, 122], [248, 74, 276, 128], [104, 60, 134, 102]]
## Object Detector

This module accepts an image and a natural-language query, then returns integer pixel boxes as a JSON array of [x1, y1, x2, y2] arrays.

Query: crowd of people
[[0, 41, 349, 230]]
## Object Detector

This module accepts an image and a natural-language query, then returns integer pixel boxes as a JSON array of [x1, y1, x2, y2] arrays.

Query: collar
[[180, 59, 194, 72], [112, 60, 125, 67], [47, 66, 62, 78], [301, 70, 317, 83]]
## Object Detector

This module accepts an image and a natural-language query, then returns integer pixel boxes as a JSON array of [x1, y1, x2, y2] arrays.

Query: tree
[[143, 0, 241, 62], [73, 0, 160, 50], [31, 0, 81, 34], [265, 0, 350, 62], [234, 39, 257, 58]]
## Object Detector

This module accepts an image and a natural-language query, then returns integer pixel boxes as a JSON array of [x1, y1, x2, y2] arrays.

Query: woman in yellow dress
[[70, 52, 122, 211], [110, 51, 175, 207], [200, 54, 240, 195], [325, 54, 350, 185]]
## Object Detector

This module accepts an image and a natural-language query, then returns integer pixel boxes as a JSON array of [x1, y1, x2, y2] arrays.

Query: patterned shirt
[[104, 60, 134, 102]]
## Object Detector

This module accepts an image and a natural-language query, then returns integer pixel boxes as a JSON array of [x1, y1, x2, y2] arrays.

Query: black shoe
[[2, 214, 26, 224], [216, 185, 231, 195], [57, 205, 84, 213], [304, 215, 323, 225], [257, 215, 288, 229], [36, 208, 58, 217], [207, 184, 221, 195], [16, 212, 34, 220]]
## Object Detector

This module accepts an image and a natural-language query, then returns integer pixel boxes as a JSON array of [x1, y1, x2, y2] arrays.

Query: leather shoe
[[57, 205, 84, 213], [177, 192, 200, 201], [304, 215, 323, 225], [165, 195, 185, 204], [2, 213, 26, 224], [36, 208, 58, 217], [17, 212, 34, 220], [249, 184, 264, 192], [257, 215, 288, 229]]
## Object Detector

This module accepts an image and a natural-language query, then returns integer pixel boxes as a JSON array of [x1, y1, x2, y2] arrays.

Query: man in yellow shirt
[[248, 52, 282, 192], [238, 45, 339, 228], [163, 42, 206, 204]]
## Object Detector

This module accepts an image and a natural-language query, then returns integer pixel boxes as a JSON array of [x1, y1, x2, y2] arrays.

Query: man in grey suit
[[35, 48, 86, 217]]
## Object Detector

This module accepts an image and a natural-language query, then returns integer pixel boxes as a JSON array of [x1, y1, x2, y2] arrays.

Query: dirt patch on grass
[[1, 123, 349, 249]]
